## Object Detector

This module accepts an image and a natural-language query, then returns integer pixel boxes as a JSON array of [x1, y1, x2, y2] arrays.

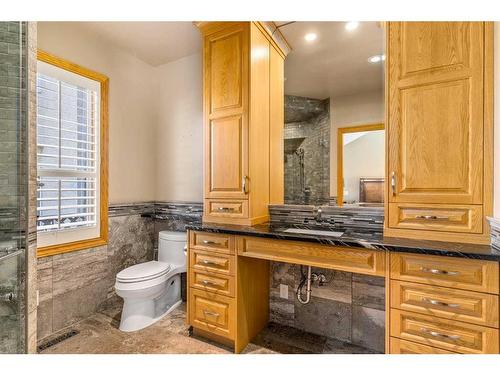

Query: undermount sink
[[282, 228, 344, 238]]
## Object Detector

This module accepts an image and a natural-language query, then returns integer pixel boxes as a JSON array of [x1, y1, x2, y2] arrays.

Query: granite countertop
[[186, 222, 500, 262]]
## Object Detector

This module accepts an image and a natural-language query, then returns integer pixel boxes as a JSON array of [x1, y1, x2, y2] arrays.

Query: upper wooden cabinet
[[198, 22, 287, 225], [385, 22, 493, 244]]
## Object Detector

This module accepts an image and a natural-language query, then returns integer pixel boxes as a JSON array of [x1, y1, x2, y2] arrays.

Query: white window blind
[[36, 61, 101, 247]]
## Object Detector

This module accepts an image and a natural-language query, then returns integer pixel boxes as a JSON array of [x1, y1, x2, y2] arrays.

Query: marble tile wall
[[36, 201, 199, 342], [36, 212, 155, 341], [269, 261, 385, 353]]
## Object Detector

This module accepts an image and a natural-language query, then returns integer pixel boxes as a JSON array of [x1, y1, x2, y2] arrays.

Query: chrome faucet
[[315, 207, 323, 222]]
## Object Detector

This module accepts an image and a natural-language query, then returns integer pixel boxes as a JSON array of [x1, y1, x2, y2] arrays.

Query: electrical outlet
[[279, 284, 288, 299]]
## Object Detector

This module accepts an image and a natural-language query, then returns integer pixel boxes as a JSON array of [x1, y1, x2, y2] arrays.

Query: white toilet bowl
[[115, 231, 186, 332]]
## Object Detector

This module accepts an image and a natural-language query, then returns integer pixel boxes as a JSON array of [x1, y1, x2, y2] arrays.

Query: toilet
[[115, 231, 186, 332]]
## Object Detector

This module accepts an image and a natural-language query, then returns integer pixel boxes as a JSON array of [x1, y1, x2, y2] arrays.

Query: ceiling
[[279, 21, 384, 100], [76, 22, 201, 66]]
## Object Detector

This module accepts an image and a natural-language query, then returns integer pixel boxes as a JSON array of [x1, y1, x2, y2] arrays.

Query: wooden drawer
[[189, 269, 235, 297], [189, 288, 235, 340], [391, 280, 499, 328], [190, 249, 235, 276], [390, 309, 499, 354], [390, 338, 457, 354], [390, 253, 499, 294], [237, 236, 385, 276], [388, 203, 483, 234], [190, 231, 234, 255], [204, 199, 249, 219]]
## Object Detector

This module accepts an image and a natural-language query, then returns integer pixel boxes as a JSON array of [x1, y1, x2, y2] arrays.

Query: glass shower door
[[0, 21, 27, 354]]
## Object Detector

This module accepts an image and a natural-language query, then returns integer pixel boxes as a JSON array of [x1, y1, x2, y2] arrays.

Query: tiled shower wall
[[0, 21, 37, 353], [0, 21, 27, 354], [284, 95, 330, 205], [269, 262, 385, 353]]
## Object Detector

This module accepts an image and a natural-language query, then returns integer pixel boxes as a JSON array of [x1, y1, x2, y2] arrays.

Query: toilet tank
[[158, 231, 186, 266]]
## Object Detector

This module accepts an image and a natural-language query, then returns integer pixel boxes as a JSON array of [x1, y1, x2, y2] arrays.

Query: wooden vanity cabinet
[[388, 252, 500, 354], [187, 230, 270, 352], [197, 22, 287, 225], [385, 22, 494, 244]]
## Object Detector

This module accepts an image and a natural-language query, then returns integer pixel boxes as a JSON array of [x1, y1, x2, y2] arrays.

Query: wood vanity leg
[[235, 256, 270, 353]]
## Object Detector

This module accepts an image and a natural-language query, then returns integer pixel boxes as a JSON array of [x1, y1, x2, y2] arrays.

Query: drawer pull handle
[[217, 207, 235, 212], [202, 240, 221, 245], [201, 280, 219, 287], [420, 328, 460, 341], [201, 259, 223, 267], [415, 215, 447, 220], [422, 298, 460, 309], [420, 267, 459, 276], [203, 310, 220, 317]]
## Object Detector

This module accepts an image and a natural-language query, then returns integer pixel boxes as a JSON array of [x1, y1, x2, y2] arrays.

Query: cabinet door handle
[[391, 171, 396, 196], [242, 175, 249, 194], [420, 328, 460, 341], [415, 215, 448, 220], [420, 267, 460, 276], [203, 310, 220, 317], [422, 298, 460, 309]]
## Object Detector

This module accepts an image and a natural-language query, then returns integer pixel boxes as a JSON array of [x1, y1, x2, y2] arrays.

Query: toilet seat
[[116, 261, 170, 283]]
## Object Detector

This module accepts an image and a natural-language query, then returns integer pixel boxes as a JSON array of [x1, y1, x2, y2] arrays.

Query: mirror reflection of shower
[[295, 147, 310, 203], [283, 95, 330, 205]]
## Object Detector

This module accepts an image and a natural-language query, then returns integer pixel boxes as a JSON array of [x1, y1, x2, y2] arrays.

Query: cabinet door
[[387, 22, 485, 204], [206, 114, 247, 198], [204, 24, 249, 199]]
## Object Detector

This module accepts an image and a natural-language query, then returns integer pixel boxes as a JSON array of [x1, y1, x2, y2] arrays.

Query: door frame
[[337, 123, 385, 206]]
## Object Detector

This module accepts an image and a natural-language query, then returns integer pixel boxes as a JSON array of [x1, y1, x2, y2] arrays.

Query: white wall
[[38, 22, 158, 204], [343, 130, 385, 202], [155, 53, 203, 202], [329, 90, 385, 197]]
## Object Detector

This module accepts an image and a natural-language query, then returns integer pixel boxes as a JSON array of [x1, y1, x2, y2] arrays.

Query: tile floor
[[38, 298, 377, 354]]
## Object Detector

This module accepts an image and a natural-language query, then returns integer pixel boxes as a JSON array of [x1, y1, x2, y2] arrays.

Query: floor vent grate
[[37, 329, 79, 352]]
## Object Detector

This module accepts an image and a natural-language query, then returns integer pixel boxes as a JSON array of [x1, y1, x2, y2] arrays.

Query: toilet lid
[[116, 261, 170, 283]]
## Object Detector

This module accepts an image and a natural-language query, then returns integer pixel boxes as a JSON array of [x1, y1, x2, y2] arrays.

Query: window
[[36, 51, 108, 257]]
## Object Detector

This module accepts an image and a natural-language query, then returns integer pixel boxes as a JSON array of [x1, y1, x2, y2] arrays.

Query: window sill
[[37, 236, 108, 258]]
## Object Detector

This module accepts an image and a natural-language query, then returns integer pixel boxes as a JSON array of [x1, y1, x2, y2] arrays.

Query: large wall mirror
[[278, 22, 385, 207]]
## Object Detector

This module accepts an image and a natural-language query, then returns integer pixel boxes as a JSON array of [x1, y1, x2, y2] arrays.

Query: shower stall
[[0, 21, 29, 353]]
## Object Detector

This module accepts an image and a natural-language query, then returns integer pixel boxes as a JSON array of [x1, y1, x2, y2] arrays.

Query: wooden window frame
[[36, 50, 109, 258], [337, 123, 384, 207]]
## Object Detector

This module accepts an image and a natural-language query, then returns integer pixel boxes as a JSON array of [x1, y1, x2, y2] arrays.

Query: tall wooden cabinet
[[197, 22, 287, 225], [385, 22, 493, 244]]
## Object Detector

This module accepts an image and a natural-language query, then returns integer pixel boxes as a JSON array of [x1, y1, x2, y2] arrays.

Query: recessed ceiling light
[[368, 54, 386, 63], [304, 33, 317, 42], [345, 22, 359, 31]]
